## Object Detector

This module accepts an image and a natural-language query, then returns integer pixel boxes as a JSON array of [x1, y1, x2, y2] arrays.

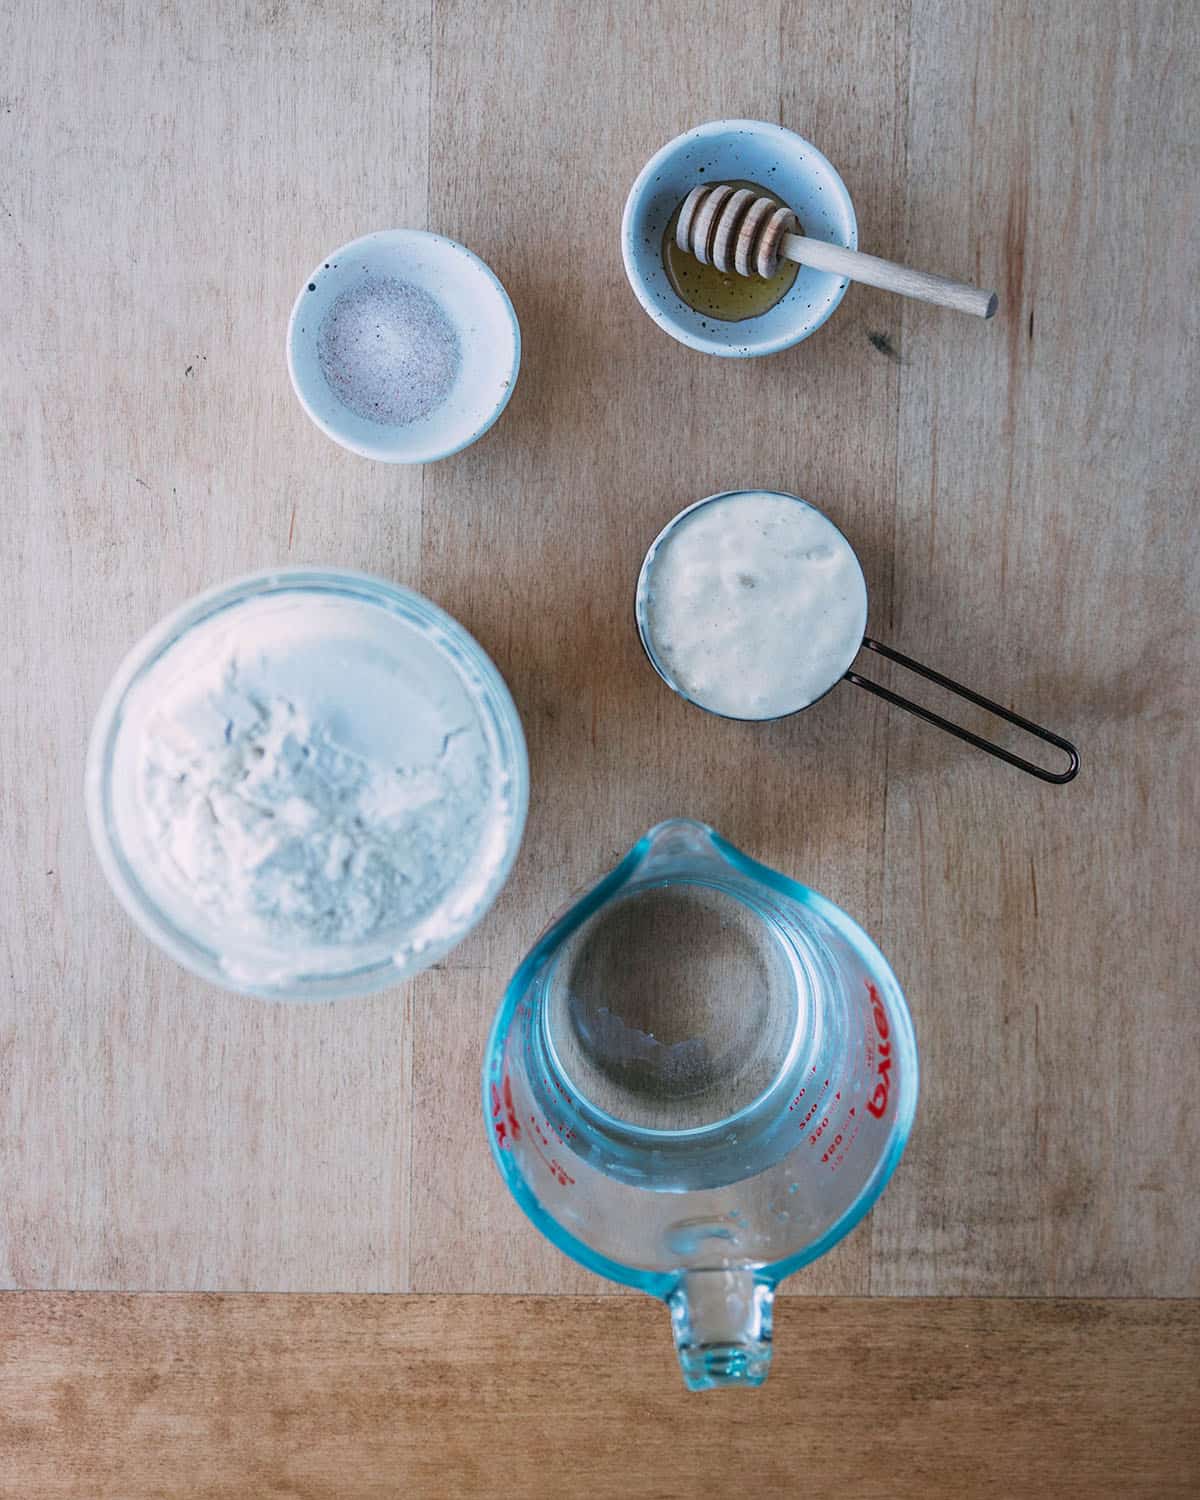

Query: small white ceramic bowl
[[621, 120, 858, 358], [287, 229, 520, 462]]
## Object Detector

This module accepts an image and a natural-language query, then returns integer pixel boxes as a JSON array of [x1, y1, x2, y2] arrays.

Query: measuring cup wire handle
[[845, 637, 1080, 785]]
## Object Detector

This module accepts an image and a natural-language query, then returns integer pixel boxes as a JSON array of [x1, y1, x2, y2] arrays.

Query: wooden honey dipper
[[676, 184, 998, 320]]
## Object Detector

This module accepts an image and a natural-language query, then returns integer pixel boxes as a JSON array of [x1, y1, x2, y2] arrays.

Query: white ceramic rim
[[286, 228, 521, 463]]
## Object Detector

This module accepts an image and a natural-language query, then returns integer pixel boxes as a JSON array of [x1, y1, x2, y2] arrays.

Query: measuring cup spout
[[629, 818, 729, 878], [667, 1269, 775, 1390], [624, 822, 744, 888]]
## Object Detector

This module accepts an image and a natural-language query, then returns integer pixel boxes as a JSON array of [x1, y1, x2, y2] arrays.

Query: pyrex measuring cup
[[636, 490, 1079, 783], [484, 818, 918, 1390]]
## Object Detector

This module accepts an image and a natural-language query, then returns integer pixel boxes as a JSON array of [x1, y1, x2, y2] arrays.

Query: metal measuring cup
[[635, 490, 1079, 784]]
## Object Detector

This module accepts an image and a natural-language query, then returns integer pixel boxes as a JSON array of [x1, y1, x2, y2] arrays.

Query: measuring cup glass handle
[[667, 1269, 775, 1390], [845, 637, 1080, 784]]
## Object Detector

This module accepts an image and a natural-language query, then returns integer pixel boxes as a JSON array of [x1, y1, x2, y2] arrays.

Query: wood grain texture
[[0, 0, 1197, 1300], [871, 0, 1200, 1296], [1, 1293, 1197, 1499], [0, 0, 432, 1292]]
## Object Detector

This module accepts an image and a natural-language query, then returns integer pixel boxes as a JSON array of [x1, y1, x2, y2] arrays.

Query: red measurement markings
[[544, 1072, 573, 1105], [490, 1074, 521, 1148], [864, 981, 893, 1120], [823, 1119, 861, 1172], [807, 1090, 843, 1146], [794, 1077, 831, 1131], [543, 1153, 575, 1188], [820, 1099, 860, 1168], [529, 1132, 576, 1188], [531, 1113, 573, 1147], [787, 1074, 818, 1110], [492, 1077, 574, 1186], [536, 1076, 577, 1143]]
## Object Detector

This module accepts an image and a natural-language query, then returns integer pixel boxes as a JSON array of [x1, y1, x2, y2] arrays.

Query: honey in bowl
[[662, 180, 800, 322]]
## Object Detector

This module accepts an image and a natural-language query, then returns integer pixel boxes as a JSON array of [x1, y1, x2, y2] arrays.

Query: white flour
[[114, 590, 511, 981]]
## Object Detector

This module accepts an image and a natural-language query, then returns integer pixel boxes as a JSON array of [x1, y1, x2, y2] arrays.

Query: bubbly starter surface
[[639, 491, 868, 719]]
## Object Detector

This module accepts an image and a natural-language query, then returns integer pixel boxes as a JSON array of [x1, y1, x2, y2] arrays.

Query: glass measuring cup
[[484, 818, 918, 1389], [636, 490, 1079, 783]]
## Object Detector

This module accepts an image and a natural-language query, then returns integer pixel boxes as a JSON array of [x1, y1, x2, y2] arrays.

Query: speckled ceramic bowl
[[621, 120, 858, 357], [287, 229, 520, 463]]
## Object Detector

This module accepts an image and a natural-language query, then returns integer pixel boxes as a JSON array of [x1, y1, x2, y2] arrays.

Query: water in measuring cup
[[489, 821, 918, 1387], [639, 491, 868, 719], [540, 878, 852, 1192]]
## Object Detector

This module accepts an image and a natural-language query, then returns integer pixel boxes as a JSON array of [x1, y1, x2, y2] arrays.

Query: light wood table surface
[[2, 0, 1197, 1493]]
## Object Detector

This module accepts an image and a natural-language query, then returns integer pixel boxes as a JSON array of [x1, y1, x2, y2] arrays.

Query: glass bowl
[[86, 567, 529, 1000]]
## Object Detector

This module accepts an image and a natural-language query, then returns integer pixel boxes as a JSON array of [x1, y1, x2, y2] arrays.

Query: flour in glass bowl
[[101, 583, 523, 992]]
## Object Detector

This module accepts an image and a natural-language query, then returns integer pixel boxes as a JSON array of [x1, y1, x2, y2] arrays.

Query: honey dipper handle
[[779, 232, 998, 319]]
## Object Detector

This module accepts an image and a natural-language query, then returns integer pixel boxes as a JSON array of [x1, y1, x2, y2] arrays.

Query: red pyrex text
[[865, 982, 892, 1119]]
